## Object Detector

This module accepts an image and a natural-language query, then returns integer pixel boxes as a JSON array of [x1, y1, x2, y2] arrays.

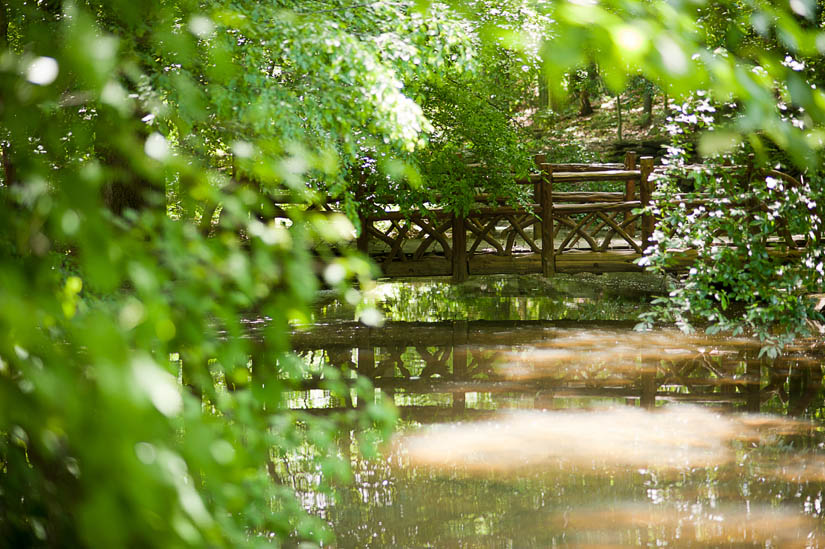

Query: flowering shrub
[[637, 94, 824, 355]]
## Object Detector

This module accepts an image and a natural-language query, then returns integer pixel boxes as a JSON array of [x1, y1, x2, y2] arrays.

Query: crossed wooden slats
[[418, 346, 452, 378], [368, 217, 451, 264], [597, 212, 643, 253], [466, 214, 541, 256], [376, 347, 410, 378], [554, 213, 600, 252], [413, 218, 453, 260], [554, 211, 643, 254], [503, 214, 541, 254], [466, 216, 506, 254], [465, 349, 497, 378]]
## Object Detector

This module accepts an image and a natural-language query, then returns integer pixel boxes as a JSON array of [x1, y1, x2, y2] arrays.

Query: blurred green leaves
[[3, 0, 825, 546], [1, 0, 404, 546]]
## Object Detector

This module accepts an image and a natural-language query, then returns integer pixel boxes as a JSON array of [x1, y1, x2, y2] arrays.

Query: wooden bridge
[[353, 153, 808, 281]]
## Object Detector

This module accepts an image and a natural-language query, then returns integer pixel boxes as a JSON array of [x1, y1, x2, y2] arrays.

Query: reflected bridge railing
[[281, 320, 825, 418]]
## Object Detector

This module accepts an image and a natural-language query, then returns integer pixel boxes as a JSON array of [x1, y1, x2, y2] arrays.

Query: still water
[[292, 274, 825, 547]]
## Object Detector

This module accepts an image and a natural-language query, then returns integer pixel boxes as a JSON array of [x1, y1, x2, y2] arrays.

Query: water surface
[[290, 274, 825, 547]]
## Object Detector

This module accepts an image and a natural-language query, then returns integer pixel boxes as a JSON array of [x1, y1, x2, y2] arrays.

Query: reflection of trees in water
[[377, 276, 653, 322]]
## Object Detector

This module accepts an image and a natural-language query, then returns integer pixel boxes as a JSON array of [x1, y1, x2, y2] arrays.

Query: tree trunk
[[99, 147, 151, 216], [572, 65, 598, 117], [199, 203, 219, 236], [103, 181, 149, 215], [537, 73, 549, 109], [0, 2, 8, 49], [579, 88, 593, 116], [616, 92, 623, 142], [640, 87, 653, 127]]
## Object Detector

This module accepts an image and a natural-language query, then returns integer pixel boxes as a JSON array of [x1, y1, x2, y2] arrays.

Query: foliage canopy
[[1, 0, 824, 546]]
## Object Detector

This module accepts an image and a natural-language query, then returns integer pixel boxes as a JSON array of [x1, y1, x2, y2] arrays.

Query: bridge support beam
[[452, 213, 468, 283], [533, 154, 546, 243], [624, 151, 637, 237], [640, 156, 655, 251], [540, 162, 555, 276], [357, 217, 370, 254], [356, 175, 370, 255]]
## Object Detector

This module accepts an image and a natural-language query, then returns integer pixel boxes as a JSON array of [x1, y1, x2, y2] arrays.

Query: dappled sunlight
[[396, 406, 821, 476], [396, 406, 739, 473], [756, 454, 825, 484], [367, 274, 659, 322], [498, 327, 761, 380], [552, 505, 824, 548], [6, 0, 825, 544]]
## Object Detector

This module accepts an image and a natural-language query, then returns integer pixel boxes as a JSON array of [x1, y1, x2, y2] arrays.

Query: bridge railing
[[359, 152, 657, 280], [268, 154, 809, 280]]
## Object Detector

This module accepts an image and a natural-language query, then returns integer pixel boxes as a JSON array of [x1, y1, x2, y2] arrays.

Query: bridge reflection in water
[[280, 319, 825, 547], [288, 320, 823, 417]]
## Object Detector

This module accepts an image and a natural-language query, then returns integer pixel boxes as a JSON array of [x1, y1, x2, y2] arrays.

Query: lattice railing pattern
[[353, 156, 808, 280], [296, 338, 792, 408], [553, 207, 643, 254], [466, 213, 541, 256], [326, 345, 499, 381], [367, 215, 452, 265]]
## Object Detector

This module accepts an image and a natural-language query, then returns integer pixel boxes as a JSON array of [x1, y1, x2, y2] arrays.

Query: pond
[[287, 274, 825, 547]]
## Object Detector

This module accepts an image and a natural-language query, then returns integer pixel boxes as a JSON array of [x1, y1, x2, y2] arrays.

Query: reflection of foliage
[[379, 275, 653, 322]]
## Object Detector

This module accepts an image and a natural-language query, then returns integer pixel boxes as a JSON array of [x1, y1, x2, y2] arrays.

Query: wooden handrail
[[551, 170, 641, 182], [553, 201, 641, 214], [545, 162, 624, 171]]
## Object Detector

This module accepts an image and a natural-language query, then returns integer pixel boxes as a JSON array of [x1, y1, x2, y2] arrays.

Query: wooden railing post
[[452, 213, 468, 283], [640, 371, 656, 410], [745, 352, 762, 413], [639, 156, 655, 251], [540, 162, 555, 276], [533, 154, 546, 243], [624, 151, 637, 237]]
